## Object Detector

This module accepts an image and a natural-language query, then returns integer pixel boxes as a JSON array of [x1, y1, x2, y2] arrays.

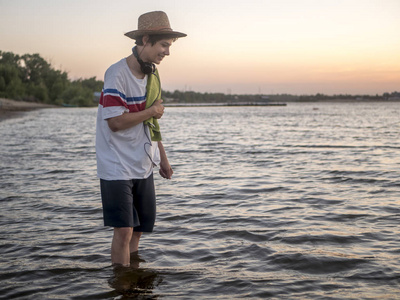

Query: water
[[0, 102, 399, 299]]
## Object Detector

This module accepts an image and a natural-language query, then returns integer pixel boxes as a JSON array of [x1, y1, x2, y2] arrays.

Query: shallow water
[[0, 102, 399, 299]]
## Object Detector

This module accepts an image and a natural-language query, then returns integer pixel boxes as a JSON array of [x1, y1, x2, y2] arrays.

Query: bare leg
[[111, 227, 133, 266], [130, 231, 142, 254]]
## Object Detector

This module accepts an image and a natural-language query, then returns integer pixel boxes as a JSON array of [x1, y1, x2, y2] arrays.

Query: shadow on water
[[108, 254, 162, 299]]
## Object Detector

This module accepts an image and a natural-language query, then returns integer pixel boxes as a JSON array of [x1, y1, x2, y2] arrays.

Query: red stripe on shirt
[[100, 93, 146, 112]]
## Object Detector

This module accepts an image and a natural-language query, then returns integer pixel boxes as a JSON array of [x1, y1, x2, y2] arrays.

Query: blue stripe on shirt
[[103, 88, 147, 104]]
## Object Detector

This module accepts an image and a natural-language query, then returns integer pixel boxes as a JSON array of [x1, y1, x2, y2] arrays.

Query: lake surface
[[0, 102, 399, 299]]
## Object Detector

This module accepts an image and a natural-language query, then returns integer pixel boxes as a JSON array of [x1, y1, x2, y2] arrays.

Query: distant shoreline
[[1, 97, 398, 121], [0, 98, 57, 121], [165, 102, 287, 107], [164, 98, 399, 107]]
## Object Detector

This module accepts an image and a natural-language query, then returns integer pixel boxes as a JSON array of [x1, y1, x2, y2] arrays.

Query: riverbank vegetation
[[1, 51, 398, 107], [162, 90, 399, 104], [0, 51, 103, 107]]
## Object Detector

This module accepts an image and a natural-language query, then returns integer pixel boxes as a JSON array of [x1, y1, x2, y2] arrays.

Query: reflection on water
[[0, 102, 399, 299], [109, 254, 162, 299]]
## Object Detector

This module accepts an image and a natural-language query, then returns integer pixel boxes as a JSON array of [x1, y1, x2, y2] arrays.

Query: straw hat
[[125, 11, 187, 39]]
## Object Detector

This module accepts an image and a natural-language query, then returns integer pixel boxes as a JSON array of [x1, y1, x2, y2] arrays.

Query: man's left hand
[[159, 161, 173, 179]]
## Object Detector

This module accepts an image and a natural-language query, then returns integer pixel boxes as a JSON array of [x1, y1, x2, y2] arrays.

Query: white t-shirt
[[95, 58, 160, 180]]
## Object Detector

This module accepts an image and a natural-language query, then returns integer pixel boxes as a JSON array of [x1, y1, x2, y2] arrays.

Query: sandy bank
[[0, 98, 57, 121]]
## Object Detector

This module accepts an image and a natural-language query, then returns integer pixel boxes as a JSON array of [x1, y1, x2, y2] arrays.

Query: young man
[[95, 11, 186, 267]]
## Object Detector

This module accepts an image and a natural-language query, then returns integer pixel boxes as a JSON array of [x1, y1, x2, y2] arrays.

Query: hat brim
[[125, 30, 187, 39]]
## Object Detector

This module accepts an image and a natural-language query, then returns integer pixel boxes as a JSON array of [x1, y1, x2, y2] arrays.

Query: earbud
[[132, 47, 156, 74]]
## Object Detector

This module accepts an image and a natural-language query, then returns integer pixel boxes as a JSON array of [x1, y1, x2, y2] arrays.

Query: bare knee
[[132, 231, 142, 239], [113, 227, 133, 246]]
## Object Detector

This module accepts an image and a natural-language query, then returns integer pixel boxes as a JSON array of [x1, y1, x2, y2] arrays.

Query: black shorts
[[100, 174, 156, 232]]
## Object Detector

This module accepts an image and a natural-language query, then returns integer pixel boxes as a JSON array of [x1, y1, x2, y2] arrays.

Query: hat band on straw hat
[[146, 26, 173, 32], [125, 11, 187, 40]]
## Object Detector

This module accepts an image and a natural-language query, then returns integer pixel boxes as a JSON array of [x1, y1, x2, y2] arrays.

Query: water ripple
[[1, 103, 400, 299]]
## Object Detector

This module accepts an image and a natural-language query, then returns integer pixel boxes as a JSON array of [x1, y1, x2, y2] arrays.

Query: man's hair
[[135, 34, 178, 46]]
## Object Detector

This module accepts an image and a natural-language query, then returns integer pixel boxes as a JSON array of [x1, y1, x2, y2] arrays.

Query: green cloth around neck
[[144, 70, 162, 141]]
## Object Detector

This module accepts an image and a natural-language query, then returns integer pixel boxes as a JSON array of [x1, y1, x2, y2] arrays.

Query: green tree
[[43, 69, 69, 103], [20, 53, 51, 84], [0, 63, 25, 99], [80, 77, 103, 92], [58, 82, 94, 107], [1, 50, 103, 106]]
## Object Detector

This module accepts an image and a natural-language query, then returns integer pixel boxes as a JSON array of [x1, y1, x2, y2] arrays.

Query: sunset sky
[[1, 0, 399, 95]]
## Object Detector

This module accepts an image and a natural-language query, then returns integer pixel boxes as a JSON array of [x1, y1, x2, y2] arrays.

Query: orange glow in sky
[[1, 0, 399, 95]]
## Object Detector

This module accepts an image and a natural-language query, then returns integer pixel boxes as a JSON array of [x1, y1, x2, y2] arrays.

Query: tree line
[[1, 50, 398, 106], [0, 50, 103, 107], [162, 90, 400, 103]]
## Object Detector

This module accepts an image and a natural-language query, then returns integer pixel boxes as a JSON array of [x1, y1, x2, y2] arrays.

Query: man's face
[[144, 38, 173, 65]]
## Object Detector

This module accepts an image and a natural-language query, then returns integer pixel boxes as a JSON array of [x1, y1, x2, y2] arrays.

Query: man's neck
[[126, 54, 145, 79]]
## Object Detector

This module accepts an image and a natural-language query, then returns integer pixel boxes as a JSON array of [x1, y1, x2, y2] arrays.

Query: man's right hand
[[151, 99, 164, 119]]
